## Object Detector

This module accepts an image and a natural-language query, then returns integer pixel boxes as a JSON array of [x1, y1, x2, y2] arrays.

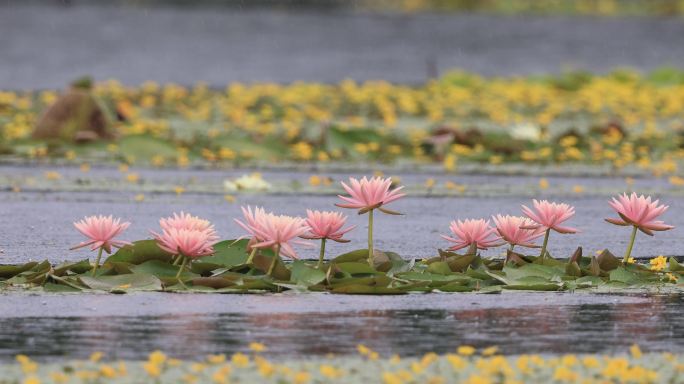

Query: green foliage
[[1, 241, 681, 294]]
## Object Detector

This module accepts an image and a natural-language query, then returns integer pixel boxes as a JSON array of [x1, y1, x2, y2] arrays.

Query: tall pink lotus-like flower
[[336, 176, 405, 267], [303, 209, 356, 269], [159, 211, 218, 241], [152, 212, 218, 282], [521, 200, 578, 234], [72, 215, 131, 254], [71, 215, 131, 276], [441, 219, 503, 251], [606, 193, 674, 235], [521, 199, 578, 260], [234, 206, 269, 243], [336, 176, 405, 214], [492, 215, 545, 249], [249, 214, 310, 260], [605, 192, 674, 263], [303, 210, 355, 243], [154, 228, 216, 259]]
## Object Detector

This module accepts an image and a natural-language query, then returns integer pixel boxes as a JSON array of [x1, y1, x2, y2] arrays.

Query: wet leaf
[[333, 249, 368, 263], [334, 262, 378, 276], [53, 259, 92, 276], [79, 274, 163, 291], [609, 266, 640, 284], [597, 249, 621, 271], [106, 240, 173, 265], [0, 262, 39, 278], [130, 260, 199, 284], [290, 261, 326, 287], [427, 261, 452, 275], [331, 284, 405, 295], [252, 252, 291, 281]]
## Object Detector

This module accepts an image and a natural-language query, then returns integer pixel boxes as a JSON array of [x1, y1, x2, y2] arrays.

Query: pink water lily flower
[[521, 199, 578, 234], [606, 192, 674, 235], [303, 210, 355, 243], [249, 213, 311, 260], [159, 211, 218, 241], [605, 192, 674, 263], [441, 219, 503, 251], [71, 215, 131, 254], [492, 214, 545, 249], [336, 176, 405, 268], [336, 176, 405, 215], [234, 206, 269, 243], [154, 227, 217, 259]]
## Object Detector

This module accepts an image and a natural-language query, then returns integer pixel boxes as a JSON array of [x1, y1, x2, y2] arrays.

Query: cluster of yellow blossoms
[[7, 343, 684, 384], [2, 69, 684, 175]]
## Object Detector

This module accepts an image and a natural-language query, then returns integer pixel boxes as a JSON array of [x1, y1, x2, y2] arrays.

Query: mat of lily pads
[[6, 346, 682, 383], [2, 240, 683, 294]]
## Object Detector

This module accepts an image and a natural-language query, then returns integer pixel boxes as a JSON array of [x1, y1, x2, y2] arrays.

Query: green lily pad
[[78, 274, 163, 291], [290, 261, 326, 287], [106, 240, 173, 265]]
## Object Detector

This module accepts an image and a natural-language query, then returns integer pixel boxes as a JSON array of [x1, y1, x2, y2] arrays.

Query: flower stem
[[368, 209, 374, 267], [317, 238, 327, 269], [176, 255, 187, 281], [92, 247, 104, 276], [267, 245, 280, 277], [245, 247, 257, 265], [172, 254, 182, 265], [623, 225, 638, 263], [539, 229, 550, 262]]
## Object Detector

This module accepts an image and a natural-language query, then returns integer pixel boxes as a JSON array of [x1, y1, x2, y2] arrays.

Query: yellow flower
[[174, 186, 185, 195], [89, 351, 103, 362], [44, 171, 62, 180], [207, 354, 226, 364], [481, 346, 499, 356], [319, 364, 343, 379], [224, 194, 236, 203], [293, 371, 311, 384], [553, 366, 578, 382], [457, 345, 476, 356], [357, 344, 371, 355], [143, 362, 161, 377], [22, 377, 40, 384], [572, 185, 584, 194], [650, 255, 667, 271], [666, 272, 678, 282], [249, 342, 267, 352], [538, 178, 549, 190], [630, 344, 643, 359], [231, 352, 249, 367], [309, 175, 322, 187], [148, 350, 167, 365], [126, 173, 140, 183], [99, 364, 117, 378]]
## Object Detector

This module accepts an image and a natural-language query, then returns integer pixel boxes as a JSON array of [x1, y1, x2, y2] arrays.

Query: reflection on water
[[1, 295, 681, 362]]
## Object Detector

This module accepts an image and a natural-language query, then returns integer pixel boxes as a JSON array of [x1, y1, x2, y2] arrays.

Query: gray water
[[0, 292, 681, 362], [2, 3, 684, 89], [1, 165, 683, 262]]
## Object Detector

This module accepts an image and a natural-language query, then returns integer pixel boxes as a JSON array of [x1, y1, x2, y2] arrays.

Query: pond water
[[0, 292, 681, 362]]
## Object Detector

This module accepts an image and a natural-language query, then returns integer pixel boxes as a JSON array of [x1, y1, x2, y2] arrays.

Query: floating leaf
[[79, 274, 163, 291], [290, 261, 326, 287], [106, 240, 173, 265], [130, 260, 199, 284], [0, 262, 38, 278]]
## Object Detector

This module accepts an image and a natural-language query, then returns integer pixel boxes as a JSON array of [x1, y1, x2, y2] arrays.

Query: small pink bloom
[[441, 218, 503, 251], [71, 215, 131, 254], [154, 228, 216, 259], [336, 176, 405, 214], [492, 214, 545, 248], [159, 211, 218, 241], [302, 210, 355, 243], [250, 213, 311, 259], [605, 192, 674, 235], [234, 206, 269, 243], [521, 199, 578, 234]]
